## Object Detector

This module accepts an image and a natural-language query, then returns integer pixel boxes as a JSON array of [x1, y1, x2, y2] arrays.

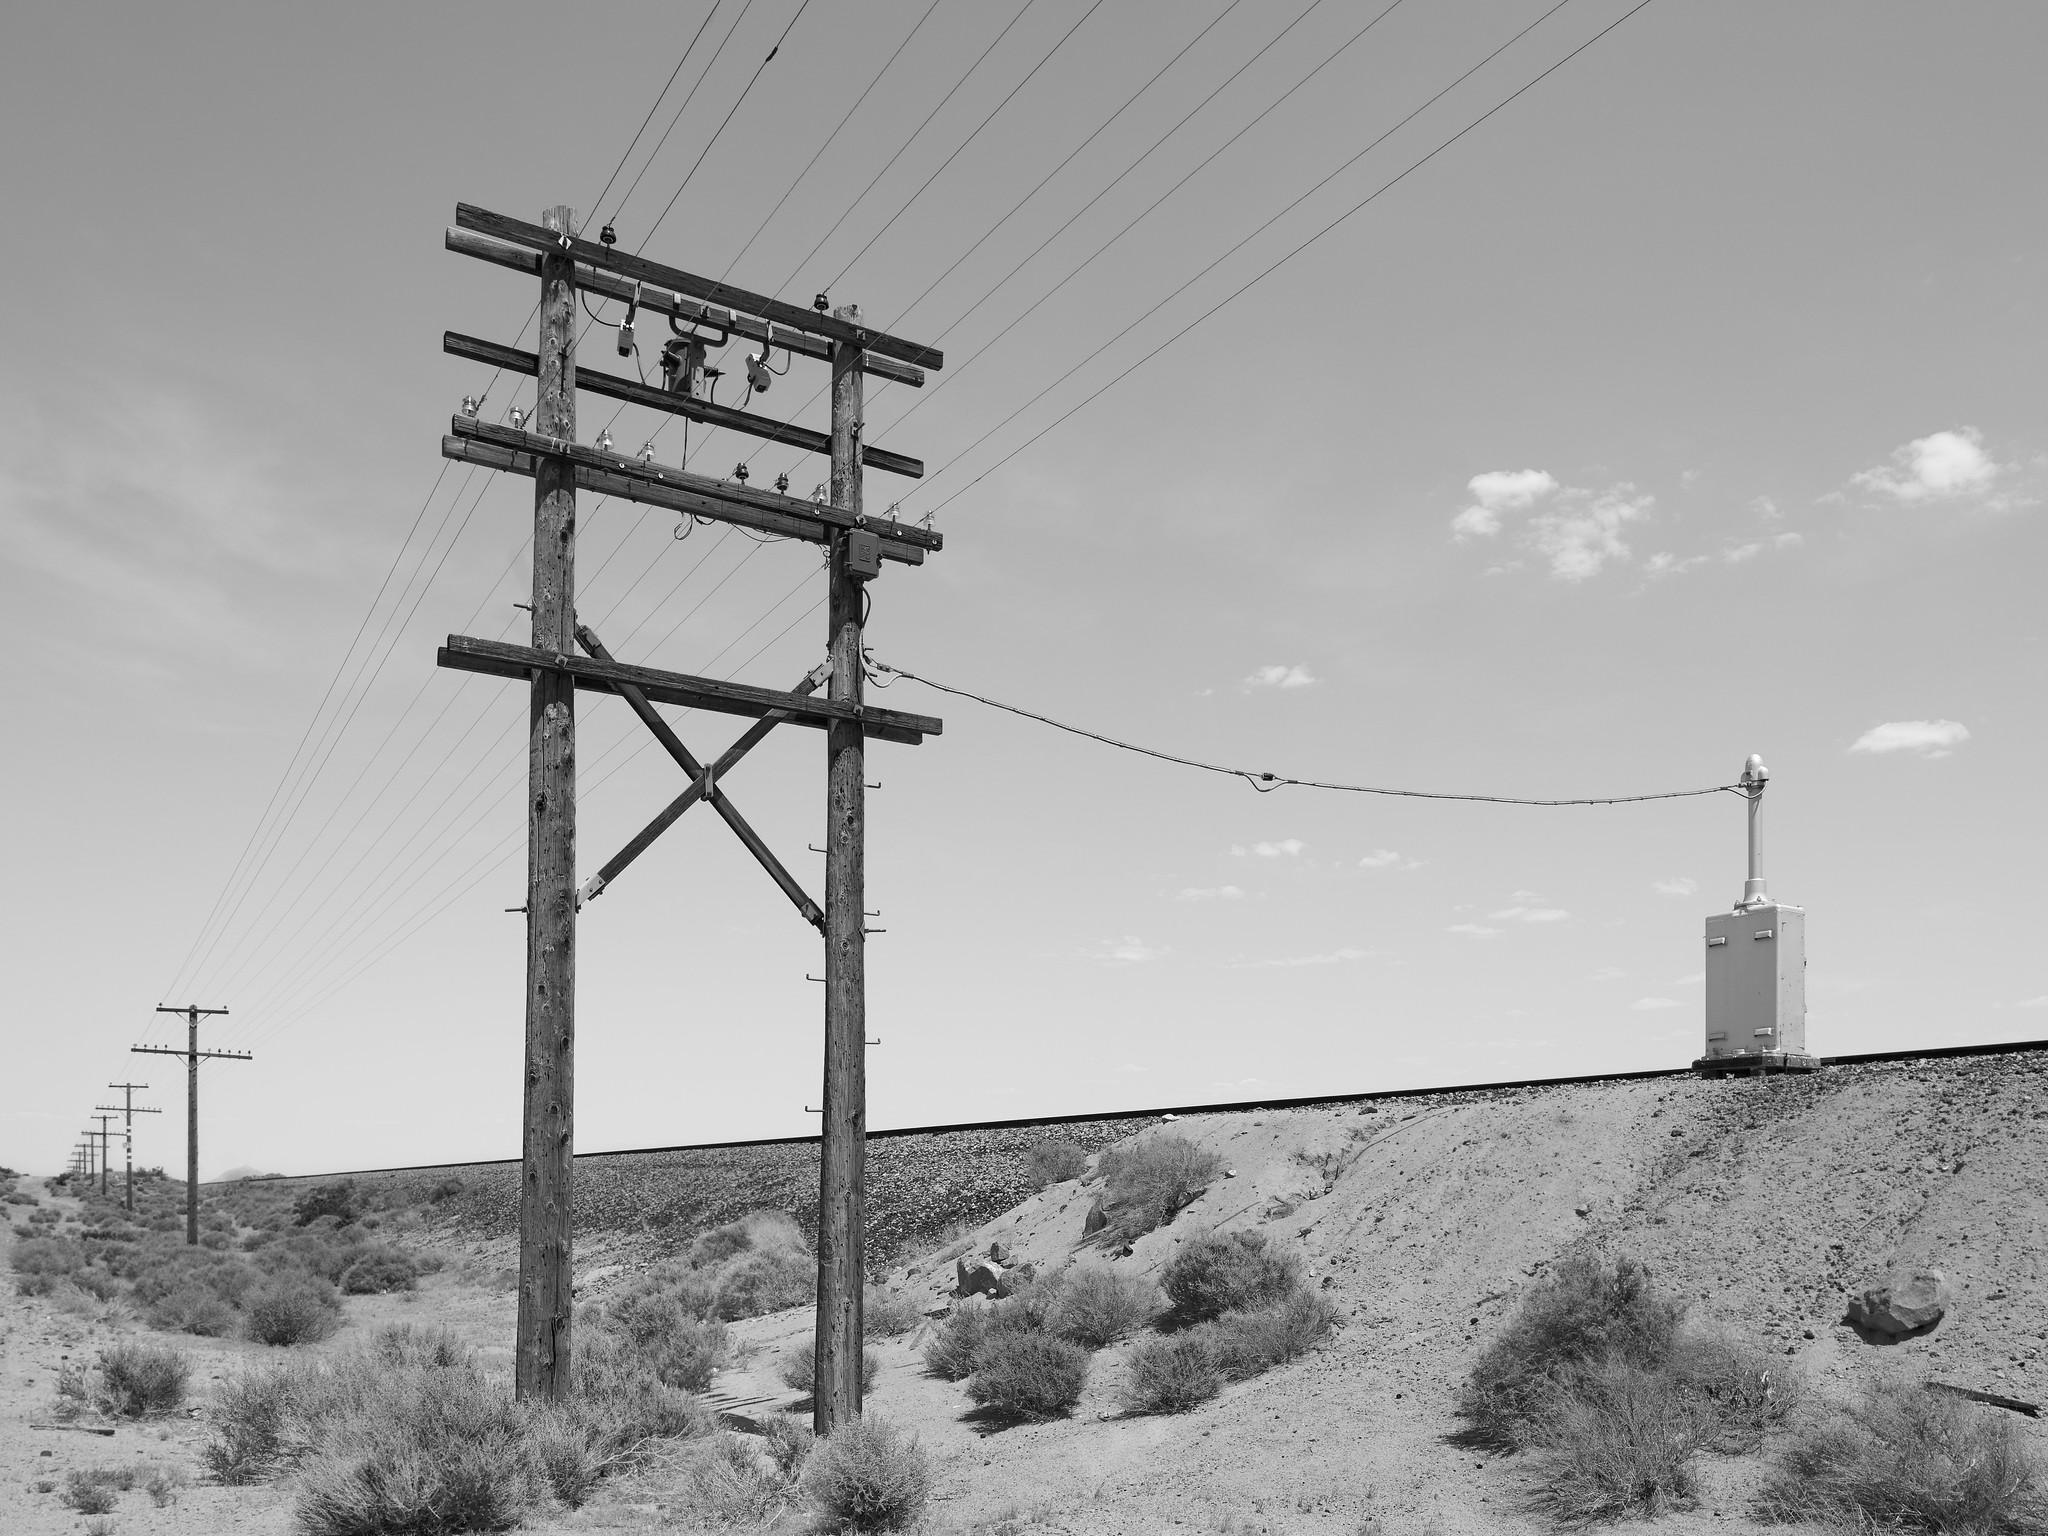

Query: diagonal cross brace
[[576, 621, 825, 930]]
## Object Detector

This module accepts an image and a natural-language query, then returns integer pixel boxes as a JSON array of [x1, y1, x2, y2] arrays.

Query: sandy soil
[[5, 1051, 2046, 1534]]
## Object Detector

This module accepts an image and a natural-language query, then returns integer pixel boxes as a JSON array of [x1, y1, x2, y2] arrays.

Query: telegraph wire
[[641, 0, 816, 251], [716, 0, 949, 282], [607, 0, 760, 227], [817, 0, 1111, 293], [867, 657, 1739, 806], [909, 0, 1635, 519], [770, 0, 1042, 299], [592, 4, 727, 220]]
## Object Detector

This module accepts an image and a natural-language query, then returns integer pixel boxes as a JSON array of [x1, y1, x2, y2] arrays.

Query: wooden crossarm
[[444, 332, 924, 479], [445, 415, 939, 557], [446, 230, 925, 388], [436, 635, 941, 745], [455, 204, 943, 370]]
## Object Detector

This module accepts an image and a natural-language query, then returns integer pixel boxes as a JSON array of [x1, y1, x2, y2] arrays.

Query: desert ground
[[5, 1049, 2046, 1534]]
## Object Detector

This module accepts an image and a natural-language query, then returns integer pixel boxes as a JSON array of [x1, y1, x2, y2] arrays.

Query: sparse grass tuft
[[1529, 1356, 1704, 1522], [966, 1329, 1090, 1421], [1757, 1376, 2048, 1533], [1161, 1229, 1304, 1324], [802, 1415, 933, 1531], [1121, 1332, 1221, 1415], [1097, 1135, 1222, 1242], [99, 1341, 191, 1416], [61, 1469, 120, 1514]]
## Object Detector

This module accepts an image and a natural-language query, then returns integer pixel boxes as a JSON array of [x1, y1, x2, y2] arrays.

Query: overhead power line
[[866, 657, 1739, 806]]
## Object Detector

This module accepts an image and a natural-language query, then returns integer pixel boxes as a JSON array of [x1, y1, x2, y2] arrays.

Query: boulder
[[1081, 1196, 1108, 1238], [993, 1262, 1035, 1298], [1847, 1268, 1950, 1337], [956, 1257, 1005, 1298], [987, 1239, 1011, 1265]]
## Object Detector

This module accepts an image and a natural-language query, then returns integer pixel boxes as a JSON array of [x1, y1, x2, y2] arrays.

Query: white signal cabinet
[[1701, 902, 1806, 1063]]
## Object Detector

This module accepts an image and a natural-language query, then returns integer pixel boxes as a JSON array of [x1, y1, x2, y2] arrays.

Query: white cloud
[[1175, 885, 1244, 902], [1675, 972, 1704, 986], [1234, 839, 1304, 859], [1092, 936, 1167, 963], [1357, 849, 1418, 871], [2016, 996, 2048, 1010], [1630, 996, 1683, 1011], [1529, 484, 1653, 581], [1447, 923, 1501, 937], [1231, 946, 1373, 970], [1245, 664, 1316, 690], [1851, 427, 2000, 503], [1653, 877, 1699, 897], [1589, 967, 1626, 982], [1645, 551, 1708, 578], [1491, 906, 1570, 924], [1453, 469, 1557, 539], [1849, 720, 1971, 758]]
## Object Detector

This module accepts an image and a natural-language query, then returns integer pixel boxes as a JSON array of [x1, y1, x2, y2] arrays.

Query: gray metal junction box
[[1701, 903, 1807, 1065]]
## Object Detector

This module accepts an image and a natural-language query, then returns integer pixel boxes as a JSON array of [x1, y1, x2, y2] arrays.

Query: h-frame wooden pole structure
[[98, 1084, 161, 1212], [134, 1005, 248, 1245], [436, 204, 943, 1419]]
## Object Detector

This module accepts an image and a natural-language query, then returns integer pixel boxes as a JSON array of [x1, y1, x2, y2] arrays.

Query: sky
[[2, 0, 2043, 1178]]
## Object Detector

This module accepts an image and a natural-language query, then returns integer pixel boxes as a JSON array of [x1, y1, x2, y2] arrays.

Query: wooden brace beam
[[446, 230, 926, 389], [436, 634, 941, 745], [455, 205, 943, 370], [575, 622, 822, 928], [445, 332, 924, 479]]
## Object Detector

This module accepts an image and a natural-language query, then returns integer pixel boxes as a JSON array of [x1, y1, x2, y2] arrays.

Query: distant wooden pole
[[516, 203, 580, 1405], [98, 1086, 159, 1212], [138, 1007, 240, 1243], [815, 307, 869, 1436]]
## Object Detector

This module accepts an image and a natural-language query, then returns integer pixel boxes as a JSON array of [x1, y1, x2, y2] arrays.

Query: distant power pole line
[[134, 1005, 248, 1245], [437, 203, 943, 1421], [97, 1084, 161, 1212], [88, 1114, 121, 1199]]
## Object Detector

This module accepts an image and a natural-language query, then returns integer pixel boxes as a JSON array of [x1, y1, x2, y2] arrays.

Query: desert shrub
[[761, 1411, 815, 1480], [10, 1234, 85, 1294], [100, 1341, 191, 1416], [923, 1301, 993, 1381], [290, 1369, 546, 1536], [426, 1176, 465, 1204], [147, 1282, 237, 1335], [594, 1259, 719, 1328], [1097, 1135, 1222, 1241], [1121, 1332, 1221, 1415], [1757, 1377, 2048, 1532], [684, 1432, 804, 1527], [246, 1275, 342, 1346], [1206, 1290, 1339, 1379], [1531, 1356, 1705, 1522], [715, 1245, 815, 1319], [369, 1323, 470, 1370], [1459, 1253, 1681, 1451], [802, 1416, 933, 1532], [570, 1328, 715, 1452], [779, 1345, 879, 1397], [292, 1181, 362, 1228], [1026, 1139, 1090, 1187], [966, 1329, 1090, 1421], [864, 1283, 922, 1337], [1161, 1229, 1304, 1323], [586, 1278, 728, 1391], [688, 1217, 756, 1267], [144, 1464, 187, 1506], [4, 1189, 36, 1205], [1670, 1330, 1798, 1453], [62, 1469, 119, 1514], [1047, 1266, 1162, 1348], [338, 1246, 420, 1295], [70, 1265, 126, 1301]]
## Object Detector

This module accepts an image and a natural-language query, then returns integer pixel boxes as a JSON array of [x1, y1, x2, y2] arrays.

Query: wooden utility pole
[[517, 203, 580, 1405], [135, 1005, 247, 1245], [434, 203, 943, 1413], [98, 1085, 160, 1212], [815, 309, 869, 1435], [89, 1115, 120, 1198]]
